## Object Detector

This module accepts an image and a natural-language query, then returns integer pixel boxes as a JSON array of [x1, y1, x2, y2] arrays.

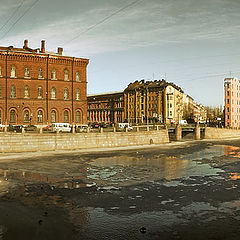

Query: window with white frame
[[38, 68, 43, 79], [64, 88, 68, 100], [64, 110, 69, 122], [10, 85, 16, 98], [51, 87, 56, 99], [24, 86, 29, 98], [51, 110, 56, 123], [38, 87, 43, 98], [64, 69, 69, 81], [25, 67, 30, 77], [51, 70, 56, 80], [37, 110, 43, 123], [76, 71, 80, 82], [10, 109, 16, 122], [10, 66, 16, 78], [24, 110, 30, 122], [76, 88, 80, 100], [76, 111, 81, 123]]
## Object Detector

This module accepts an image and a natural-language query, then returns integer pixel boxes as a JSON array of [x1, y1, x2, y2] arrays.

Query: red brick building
[[0, 40, 89, 126]]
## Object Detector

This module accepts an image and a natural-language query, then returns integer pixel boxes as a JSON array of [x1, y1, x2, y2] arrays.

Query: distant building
[[124, 79, 185, 124], [192, 102, 207, 123], [224, 77, 240, 128], [87, 92, 124, 124], [0, 40, 89, 126], [87, 79, 205, 125]]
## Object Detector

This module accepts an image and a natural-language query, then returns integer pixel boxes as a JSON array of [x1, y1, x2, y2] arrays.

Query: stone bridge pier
[[173, 124, 202, 141]]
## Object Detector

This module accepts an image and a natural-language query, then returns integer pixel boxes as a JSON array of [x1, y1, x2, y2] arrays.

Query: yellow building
[[124, 80, 185, 124]]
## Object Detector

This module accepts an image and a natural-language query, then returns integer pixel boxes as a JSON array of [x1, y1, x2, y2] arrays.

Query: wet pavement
[[1, 140, 240, 239]]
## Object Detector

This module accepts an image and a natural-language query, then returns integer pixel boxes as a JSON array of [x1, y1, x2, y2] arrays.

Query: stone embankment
[[0, 130, 169, 153], [205, 127, 240, 139]]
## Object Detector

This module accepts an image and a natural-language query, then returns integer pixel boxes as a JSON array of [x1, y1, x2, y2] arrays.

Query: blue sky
[[1, 0, 240, 106]]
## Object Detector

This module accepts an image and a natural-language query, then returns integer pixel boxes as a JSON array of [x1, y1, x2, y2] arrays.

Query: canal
[[0, 140, 240, 239]]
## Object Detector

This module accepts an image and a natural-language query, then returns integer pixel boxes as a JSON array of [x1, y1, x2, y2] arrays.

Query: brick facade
[[0, 40, 89, 126]]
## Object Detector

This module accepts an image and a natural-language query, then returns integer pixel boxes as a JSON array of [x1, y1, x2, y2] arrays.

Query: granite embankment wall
[[0, 130, 169, 153], [205, 127, 240, 139]]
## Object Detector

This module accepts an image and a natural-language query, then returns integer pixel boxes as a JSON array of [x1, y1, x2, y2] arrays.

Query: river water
[[0, 141, 240, 239]]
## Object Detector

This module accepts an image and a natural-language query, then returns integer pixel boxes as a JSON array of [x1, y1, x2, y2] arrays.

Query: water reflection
[[0, 145, 228, 189], [1, 144, 240, 239], [224, 145, 240, 158], [0, 169, 87, 189], [230, 173, 240, 180]]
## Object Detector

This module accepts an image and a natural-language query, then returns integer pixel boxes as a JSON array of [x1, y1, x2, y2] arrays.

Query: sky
[[0, 0, 240, 106]]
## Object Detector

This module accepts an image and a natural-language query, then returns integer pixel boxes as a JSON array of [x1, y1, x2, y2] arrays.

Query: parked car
[[52, 123, 71, 133], [90, 122, 100, 128], [180, 120, 188, 125], [43, 125, 52, 131], [24, 125, 38, 132], [75, 125, 88, 133], [99, 122, 107, 128], [117, 123, 133, 130], [8, 124, 23, 133]]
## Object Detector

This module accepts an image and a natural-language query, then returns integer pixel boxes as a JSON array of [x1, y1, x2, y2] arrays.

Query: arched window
[[64, 88, 69, 100], [51, 87, 56, 99], [38, 68, 43, 79], [10, 66, 16, 78], [76, 71, 80, 82], [76, 88, 80, 100], [24, 110, 30, 122], [10, 110, 16, 123], [51, 110, 56, 123], [64, 69, 69, 81], [37, 110, 43, 123], [76, 111, 81, 123], [38, 87, 43, 98], [51, 70, 56, 80], [0, 66, 2, 76], [24, 86, 29, 98], [64, 110, 69, 123], [10, 85, 16, 98], [0, 109, 2, 124], [25, 67, 30, 77]]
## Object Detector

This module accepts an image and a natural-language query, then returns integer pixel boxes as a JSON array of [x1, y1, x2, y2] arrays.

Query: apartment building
[[224, 77, 240, 128]]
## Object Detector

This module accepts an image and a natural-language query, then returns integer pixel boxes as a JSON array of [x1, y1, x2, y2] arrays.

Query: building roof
[[0, 40, 88, 61], [87, 91, 124, 98], [124, 79, 184, 93]]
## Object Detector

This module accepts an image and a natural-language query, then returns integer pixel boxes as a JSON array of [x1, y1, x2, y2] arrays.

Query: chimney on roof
[[41, 40, 45, 53], [57, 47, 63, 55], [23, 39, 28, 49]]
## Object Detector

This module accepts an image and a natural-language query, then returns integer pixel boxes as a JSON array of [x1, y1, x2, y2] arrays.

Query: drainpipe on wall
[[5, 50, 8, 126], [46, 54, 49, 124], [72, 57, 74, 125]]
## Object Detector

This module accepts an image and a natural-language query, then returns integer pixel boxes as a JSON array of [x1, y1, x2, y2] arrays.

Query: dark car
[[90, 122, 100, 128], [99, 122, 107, 128], [24, 125, 38, 132], [8, 125, 23, 133]]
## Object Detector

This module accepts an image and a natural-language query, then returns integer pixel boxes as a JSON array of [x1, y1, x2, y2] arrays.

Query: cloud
[[1, 0, 240, 57]]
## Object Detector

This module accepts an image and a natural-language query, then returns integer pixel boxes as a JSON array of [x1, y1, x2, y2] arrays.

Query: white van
[[117, 123, 133, 130], [52, 123, 71, 133], [180, 120, 188, 125]]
